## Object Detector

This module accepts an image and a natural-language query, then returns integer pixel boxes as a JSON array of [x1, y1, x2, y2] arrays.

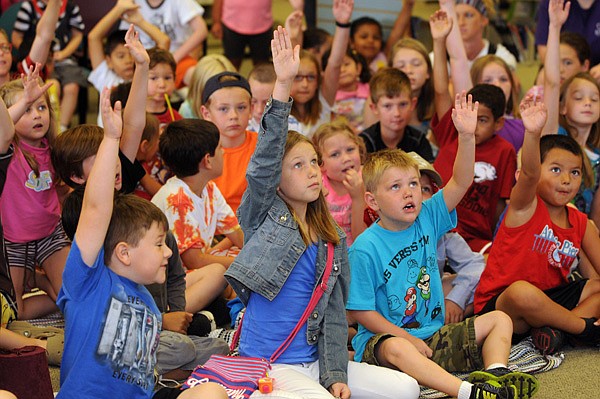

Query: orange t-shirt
[[213, 131, 258, 214]]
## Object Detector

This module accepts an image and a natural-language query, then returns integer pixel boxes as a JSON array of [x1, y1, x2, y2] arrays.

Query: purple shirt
[[535, 0, 600, 66], [497, 116, 525, 153]]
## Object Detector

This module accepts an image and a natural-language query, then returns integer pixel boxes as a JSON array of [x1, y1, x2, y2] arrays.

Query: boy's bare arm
[[506, 95, 548, 226], [384, 0, 414, 57], [581, 220, 600, 277], [430, 10, 453, 119], [321, 0, 353, 106], [443, 92, 476, 211], [224, 228, 244, 249], [542, 0, 570, 136], [122, 9, 171, 50], [28, 0, 60, 67], [121, 25, 150, 162], [172, 16, 207, 63], [0, 97, 14, 153], [76, 88, 123, 266], [348, 309, 433, 358], [272, 26, 300, 103], [88, 0, 139, 70], [438, 0, 472, 96]]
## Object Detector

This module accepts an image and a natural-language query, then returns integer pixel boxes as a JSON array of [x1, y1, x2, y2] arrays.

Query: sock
[[486, 363, 507, 370], [457, 381, 474, 399]]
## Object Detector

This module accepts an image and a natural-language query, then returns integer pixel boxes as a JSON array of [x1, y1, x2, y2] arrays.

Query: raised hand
[[451, 91, 478, 137], [21, 63, 53, 105], [285, 10, 304, 43], [124, 24, 149, 65], [289, 0, 304, 12], [429, 10, 452, 41], [548, 0, 570, 27], [116, 0, 139, 14], [332, 0, 354, 25], [520, 94, 548, 135], [100, 87, 123, 140], [122, 8, 144, 26], [272, 26, 300, 84]]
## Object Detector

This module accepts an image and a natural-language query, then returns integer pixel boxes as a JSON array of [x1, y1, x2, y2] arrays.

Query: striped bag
[[181, 244, 335, 398]]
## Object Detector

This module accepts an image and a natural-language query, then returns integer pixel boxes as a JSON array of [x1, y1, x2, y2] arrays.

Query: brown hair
[[390, 38, 434, 122], [363, 149, 419, 193], [104, 194, 169, 265], [0, 78, 57, 177], [188, 54, 236, 117], [51, 124, 103, 188], [148, 47, 176, 74], [283, 131, 340, 246], [559, 73, 600, 189], [291, 50, 323, 126], [312, 119, 366, 164], [248, 63, 276, 84], [369, 68, 412, 104], [470, 55, 519, 117], [142, 113, 160, 143]]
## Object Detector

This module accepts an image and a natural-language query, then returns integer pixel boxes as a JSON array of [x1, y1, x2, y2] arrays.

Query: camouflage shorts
[[362, 316, 484, 373]]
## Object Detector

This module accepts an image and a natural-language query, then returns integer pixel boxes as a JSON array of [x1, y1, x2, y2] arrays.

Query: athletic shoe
[[530, 326, 564, 355], [469, 381, 517, 399], [468, 367, 539, 399]]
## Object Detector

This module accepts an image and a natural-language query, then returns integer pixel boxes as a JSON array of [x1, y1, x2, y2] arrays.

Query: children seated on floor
[[347, 91, 539, 399]]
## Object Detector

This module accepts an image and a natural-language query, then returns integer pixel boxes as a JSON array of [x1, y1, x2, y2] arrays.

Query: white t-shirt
[[429, 39, 517, 73], [120, 0, 204, 53], [297, 92, 332, 138], [88, 61, 127, 126]]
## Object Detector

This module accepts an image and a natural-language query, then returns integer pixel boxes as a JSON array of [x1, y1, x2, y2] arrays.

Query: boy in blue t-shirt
[[56, 88, 226, 399], [347, 92, 539, 399]]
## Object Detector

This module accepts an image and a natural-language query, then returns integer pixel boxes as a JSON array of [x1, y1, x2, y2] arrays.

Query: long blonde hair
[[187, 54, 236, 117], [283, 131, 340, 246], [0, 79, 56, 177]]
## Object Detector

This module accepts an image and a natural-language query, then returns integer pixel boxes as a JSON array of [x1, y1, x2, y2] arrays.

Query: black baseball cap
[[202, 71, 252, 105]]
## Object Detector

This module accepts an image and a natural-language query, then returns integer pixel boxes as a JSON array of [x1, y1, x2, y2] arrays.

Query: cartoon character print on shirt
[[24, 170, 52, 192], [97, 293, 161, 390], [396, 256, 441, 329], [533, 224, 580, 271], [458, 161, 497, 218], [400, 287, 419, 328], [416, 266, 431, 315]]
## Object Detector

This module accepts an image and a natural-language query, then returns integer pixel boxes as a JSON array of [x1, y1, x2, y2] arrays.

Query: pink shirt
[[1, 139, 60, 242], [221, 0, 273, 35], [322, 174, 355, 246]]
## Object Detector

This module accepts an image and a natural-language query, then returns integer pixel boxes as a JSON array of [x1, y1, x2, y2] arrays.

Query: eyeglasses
[[0, 43, 12, 54], [294, 74, 317, 83]]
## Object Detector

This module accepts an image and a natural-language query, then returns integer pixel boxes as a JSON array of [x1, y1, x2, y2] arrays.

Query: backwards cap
[[407, 151, 443, 187], [202, 71, 252, 104]]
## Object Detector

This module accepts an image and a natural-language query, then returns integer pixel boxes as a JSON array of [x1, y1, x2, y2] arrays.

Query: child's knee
[[500, 280, 542, 308], [379, 337, 414, 364]]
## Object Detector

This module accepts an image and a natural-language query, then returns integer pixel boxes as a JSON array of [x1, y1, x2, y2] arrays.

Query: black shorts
[[222, 23, 271, 64], [479, 279, 588, 315], [153, 387, 183, 399]]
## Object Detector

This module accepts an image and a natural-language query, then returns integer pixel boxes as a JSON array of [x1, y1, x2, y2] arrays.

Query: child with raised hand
[[329, 48, 371, 133], [430, 9, 517, 254], [474, 93, 600, 356], [313, 119, 367, 245], [542, 0, 600, 227], [291, 0, 353, 137], [348, 92, 538, 399], [224, 26, 420, 399], [0, 65, 65, 320], [56, 88, 224, 399]]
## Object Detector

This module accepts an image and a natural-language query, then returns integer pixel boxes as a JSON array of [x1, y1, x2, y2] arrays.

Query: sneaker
[[187, 311, 216, 337], [530, 326, 564, 355], [469, 381, 517, 399], [468, 367, 539, 399]]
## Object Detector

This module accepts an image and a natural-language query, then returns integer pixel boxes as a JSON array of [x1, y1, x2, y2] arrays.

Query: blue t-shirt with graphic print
[[57, 240, 161, 399], [347, 190, 457, 362]]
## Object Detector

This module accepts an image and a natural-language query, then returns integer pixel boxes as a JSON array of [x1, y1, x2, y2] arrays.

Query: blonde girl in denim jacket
[[224, 26, 419, 399]]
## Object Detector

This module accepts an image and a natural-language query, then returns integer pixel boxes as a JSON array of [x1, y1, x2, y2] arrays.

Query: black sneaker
[[469, 381, 517, 399], [468, 367, 539, 399], [530, 326, 564, 355]]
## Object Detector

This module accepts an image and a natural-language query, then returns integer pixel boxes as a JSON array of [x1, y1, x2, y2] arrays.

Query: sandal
[[7, 320, 64, 366]]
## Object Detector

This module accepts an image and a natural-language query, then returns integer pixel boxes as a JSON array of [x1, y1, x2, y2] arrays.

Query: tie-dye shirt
[[151, 177, 239, 255]]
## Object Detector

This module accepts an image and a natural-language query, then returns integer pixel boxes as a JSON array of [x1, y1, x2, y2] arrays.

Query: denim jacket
[[224, 98, 350, 389]]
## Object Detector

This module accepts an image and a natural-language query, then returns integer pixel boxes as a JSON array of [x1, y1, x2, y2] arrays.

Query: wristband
[[335, 21, 351, 28]]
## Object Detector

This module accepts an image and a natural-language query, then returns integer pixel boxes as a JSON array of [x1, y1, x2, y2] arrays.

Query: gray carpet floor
[[49, 346, 600, 398]]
